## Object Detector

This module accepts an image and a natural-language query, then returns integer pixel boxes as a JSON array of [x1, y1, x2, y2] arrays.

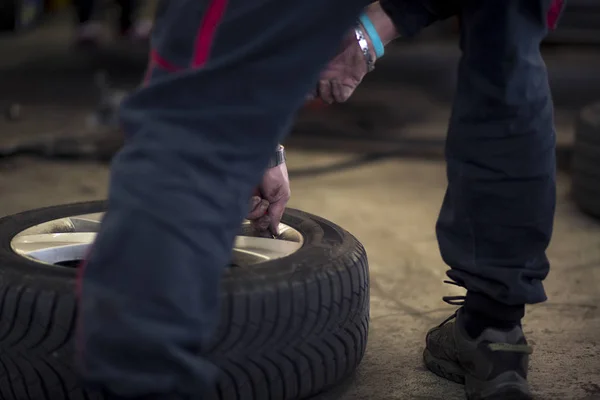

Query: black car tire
[[0, 201, 370, 400], [572, 102, 600, 218]]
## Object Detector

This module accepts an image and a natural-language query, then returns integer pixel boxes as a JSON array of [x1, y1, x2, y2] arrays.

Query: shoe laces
[[433, 280, 465, 327], [439, 281, 533, 355], [442, 279, 466, 306]]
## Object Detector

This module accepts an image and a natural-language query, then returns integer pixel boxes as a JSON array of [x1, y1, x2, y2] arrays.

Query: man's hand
[[246, 163, 291, 235], [315, 2, 400, 104], [315, 30, 372, 104]]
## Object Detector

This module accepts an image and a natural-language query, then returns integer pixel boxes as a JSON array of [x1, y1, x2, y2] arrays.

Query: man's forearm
[[362, 2, 401, 45]]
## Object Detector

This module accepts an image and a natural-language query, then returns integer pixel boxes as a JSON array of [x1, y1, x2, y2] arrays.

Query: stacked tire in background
[[572, 103, 600, 218]]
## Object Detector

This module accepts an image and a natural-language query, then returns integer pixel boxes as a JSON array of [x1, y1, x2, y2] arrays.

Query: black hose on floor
[[287, 143, 444, 179], [288, 152, 395, 178], [0, 135, 573, 176]]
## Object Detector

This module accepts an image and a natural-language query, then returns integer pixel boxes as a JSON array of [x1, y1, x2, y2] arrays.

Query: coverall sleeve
[[379, 0, 459, 37], [380, 0, 565, 37]]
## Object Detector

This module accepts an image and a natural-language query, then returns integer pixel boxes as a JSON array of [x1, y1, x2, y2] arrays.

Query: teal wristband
[[358, 13, 384, 59]]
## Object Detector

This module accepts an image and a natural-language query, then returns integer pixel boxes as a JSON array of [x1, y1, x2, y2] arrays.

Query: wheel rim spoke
[[11, 213, 303, 267], [233, 236, 302, 263], [12, 233, 96, 265]]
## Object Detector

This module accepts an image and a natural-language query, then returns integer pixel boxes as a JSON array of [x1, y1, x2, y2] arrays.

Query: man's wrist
[[364, 2, 401, 45], [267, 145, 286, 168], [354, 27, 376, 72], [358, 14, 385, 59]]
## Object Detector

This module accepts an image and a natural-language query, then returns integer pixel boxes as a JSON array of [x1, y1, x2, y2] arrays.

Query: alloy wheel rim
[[10, 213, 304, 268]]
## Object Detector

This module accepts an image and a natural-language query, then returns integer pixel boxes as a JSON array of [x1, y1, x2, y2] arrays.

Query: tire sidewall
[[0, 202, 351, 294]]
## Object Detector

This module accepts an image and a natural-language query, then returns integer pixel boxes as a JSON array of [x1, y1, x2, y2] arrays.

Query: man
[[77, 1, 563, 400]]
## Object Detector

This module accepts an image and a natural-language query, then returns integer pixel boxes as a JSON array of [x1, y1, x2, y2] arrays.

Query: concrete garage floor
[[1, 16, 600, 400], [0, 153, 599, 400]]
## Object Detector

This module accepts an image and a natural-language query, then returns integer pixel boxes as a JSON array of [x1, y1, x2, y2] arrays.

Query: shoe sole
[[481, 389, 532, 400], [423, 349, 532, 400], [423, 348, 465, 385]]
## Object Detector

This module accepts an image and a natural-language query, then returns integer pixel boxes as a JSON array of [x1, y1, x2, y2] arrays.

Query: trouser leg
[[77, 0, 369, 398], [436, 0, 557, 320]]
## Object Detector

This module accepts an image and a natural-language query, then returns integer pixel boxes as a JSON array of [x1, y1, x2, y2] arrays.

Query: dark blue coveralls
[[77, 0, 564, 398]]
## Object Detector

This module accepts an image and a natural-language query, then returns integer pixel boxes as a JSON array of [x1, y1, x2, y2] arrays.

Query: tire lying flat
[[572, 102, 600, 218], [0, 201, 370, 400]]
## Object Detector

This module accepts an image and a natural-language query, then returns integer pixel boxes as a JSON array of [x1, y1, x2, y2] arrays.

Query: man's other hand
[[315, 29, 371, 104], [315, 2, 399, 104]]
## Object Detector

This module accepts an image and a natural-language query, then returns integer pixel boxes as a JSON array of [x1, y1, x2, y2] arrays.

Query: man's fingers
[[332, 80, 344, 103], [332, 80, 355, 103], [246, 197, 269, 220], [342, 85, 355, 102], [267, 198, 288, 235], [318, 80, 334, 104], [250, 215, 271, 232]]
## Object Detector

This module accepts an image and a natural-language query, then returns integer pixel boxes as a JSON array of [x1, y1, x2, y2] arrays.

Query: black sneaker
[[424, 308, 533, 400]]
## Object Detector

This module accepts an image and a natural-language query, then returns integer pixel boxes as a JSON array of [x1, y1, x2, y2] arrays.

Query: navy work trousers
[[77, 0, 560, 398], [438, 0, 558, 317], [382, 0, 560, 318]]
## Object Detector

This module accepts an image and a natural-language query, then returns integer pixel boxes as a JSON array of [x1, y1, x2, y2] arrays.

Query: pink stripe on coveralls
[[547, 0, 565, 30], [191, 0, 229, 68], [143, 49, 183, 84], [142, 0, 228, 82]]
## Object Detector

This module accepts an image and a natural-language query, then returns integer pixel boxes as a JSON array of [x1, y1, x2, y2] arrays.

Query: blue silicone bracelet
[[358, 13, 384, 59]]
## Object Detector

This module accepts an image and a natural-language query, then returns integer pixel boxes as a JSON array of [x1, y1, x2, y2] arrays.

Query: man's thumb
[[267, 200, 286, 235]]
